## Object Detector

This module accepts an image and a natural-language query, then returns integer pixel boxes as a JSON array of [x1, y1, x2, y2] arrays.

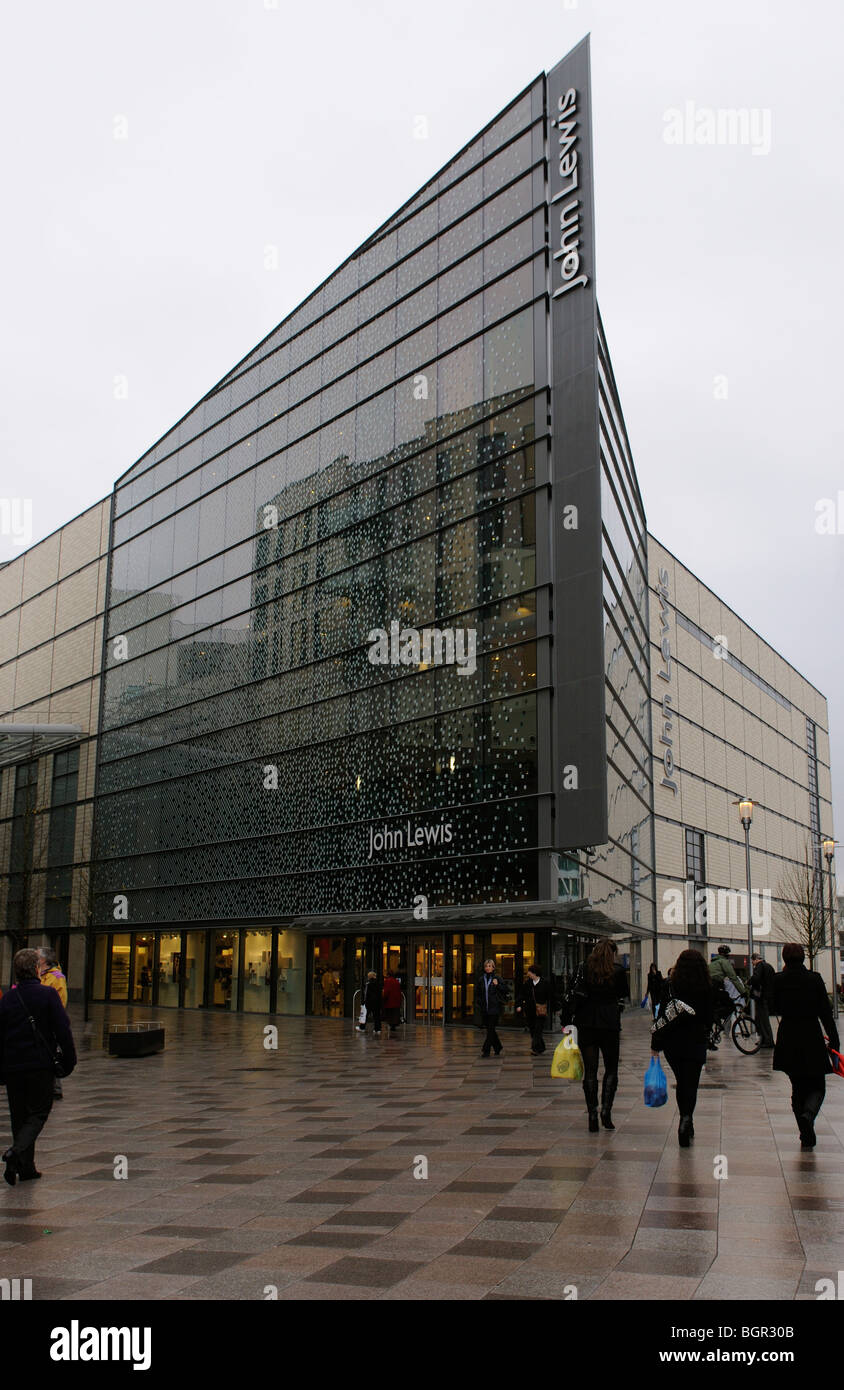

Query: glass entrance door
[[411, 937, 445, 1025]]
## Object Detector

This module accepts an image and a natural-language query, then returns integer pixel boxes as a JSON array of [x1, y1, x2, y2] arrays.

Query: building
[[0, 500, 110, 1000], [0, 37, 837, 1020]]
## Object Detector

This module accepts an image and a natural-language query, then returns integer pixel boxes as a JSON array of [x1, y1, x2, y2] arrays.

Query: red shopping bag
[[826, 1039, 844, 1078]]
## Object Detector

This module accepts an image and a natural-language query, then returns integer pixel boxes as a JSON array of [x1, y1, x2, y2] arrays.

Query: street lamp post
[[736, 800, 755, 984], [822, 838, 839, 1019]]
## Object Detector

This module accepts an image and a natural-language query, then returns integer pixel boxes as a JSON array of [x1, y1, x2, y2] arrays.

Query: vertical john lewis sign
[[548, 37, 607, 848]]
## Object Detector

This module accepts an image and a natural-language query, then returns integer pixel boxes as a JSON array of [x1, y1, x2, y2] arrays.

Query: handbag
[[535, 1003, 548, 1017], [15, 991, 66, 1078], [550, 1031, 584, 1080]]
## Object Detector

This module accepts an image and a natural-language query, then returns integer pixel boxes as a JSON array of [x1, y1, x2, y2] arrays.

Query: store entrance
[[410, 936, 445, 1025]]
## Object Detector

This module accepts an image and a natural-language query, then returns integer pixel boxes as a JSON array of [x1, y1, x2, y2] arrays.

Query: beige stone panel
[[12, 645, 53, 708], [703, 730, 727, 787], [677, 665, 703, 724], [87, 676, 101, 735], [96, 554, 109, 613], [0, 608, 20, 659], [675, 624, 702, 675], [698, 587, 719, 638], [0, 664, 16, 717], [762, 764, 782, 817], [707, 836, 730, 885], [50, 629, 95, 693], [701, 684, 725, 739], [754, 639, 776, 685], [742, 713, 764, 762], [721, 660, 747, 712], [766, 814, 784, 861], [0, 559, 23, 618], [55, 566, 99, 634], [760, 724, 782, 772], [653, 776, 681, 823], [17, 588, 58, 654], [99, 498, 112, 554], [655, 817, 683, 875], [21, 531, 60, 602], [723, 699, 744, 747], [681, 721, 704, 774], [59, 505, 105, 579], [673, 564, 700, 624], [779, 818, 802, 866], [704, 783, 730, 838], [736, 622, 759, 673], [680, 775, 706, 829]]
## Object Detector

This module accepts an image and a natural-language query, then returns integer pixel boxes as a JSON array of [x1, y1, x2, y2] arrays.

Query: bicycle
[[707, 1000, 763, 1055]]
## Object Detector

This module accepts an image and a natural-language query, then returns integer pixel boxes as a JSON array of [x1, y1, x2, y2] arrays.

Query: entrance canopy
[[0, 722, 83, 768]]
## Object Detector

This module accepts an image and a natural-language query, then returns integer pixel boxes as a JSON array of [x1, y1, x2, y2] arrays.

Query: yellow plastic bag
[[550, 1030, 584, 1080]]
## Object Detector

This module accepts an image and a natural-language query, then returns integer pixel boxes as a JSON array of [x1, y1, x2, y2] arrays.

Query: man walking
[[476, 959, 506, 1057], [517, 964, 550, 1055], [750, 952, 776, 1049], [0, 950, 77, 1184]]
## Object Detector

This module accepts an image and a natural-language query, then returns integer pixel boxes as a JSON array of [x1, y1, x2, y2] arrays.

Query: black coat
[[476, 972, 509, 1017], [572, 963, 629, 1034], [0, 980, 77, 1080], [646, 968, 664, 1000], [771, 964, 839, 1077], [651, 982, 714, 1062], [363, 979, 383, 1009], [751, 960, 776, 1008], [517, 977, 550, 1020]]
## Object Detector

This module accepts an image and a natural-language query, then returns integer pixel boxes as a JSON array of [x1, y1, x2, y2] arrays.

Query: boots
[[678, 1115, 693, 1147], [600, 1074, 618, 1130], [584, 1078, 599, 1133]]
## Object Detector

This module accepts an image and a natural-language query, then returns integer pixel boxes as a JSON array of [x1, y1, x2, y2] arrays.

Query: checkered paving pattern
[[2, 1005, 843, 1301]]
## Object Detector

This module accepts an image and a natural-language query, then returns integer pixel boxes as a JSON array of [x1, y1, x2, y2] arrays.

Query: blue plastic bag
[[640, 994, 649, 1009], [644, 1056, 668, 1108]]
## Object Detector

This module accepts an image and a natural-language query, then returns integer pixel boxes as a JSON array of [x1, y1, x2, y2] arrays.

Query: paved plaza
[[2, 1004, 843, 1302]]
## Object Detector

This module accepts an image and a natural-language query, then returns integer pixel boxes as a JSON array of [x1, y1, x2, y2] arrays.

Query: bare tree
[[777, 843, 827, 969]]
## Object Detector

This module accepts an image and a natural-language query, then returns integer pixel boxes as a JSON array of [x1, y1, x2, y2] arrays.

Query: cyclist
[[708, 945, 748, 1049]]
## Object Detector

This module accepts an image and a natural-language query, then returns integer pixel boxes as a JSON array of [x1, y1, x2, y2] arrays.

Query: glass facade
[[87, 49, 655, 1016]]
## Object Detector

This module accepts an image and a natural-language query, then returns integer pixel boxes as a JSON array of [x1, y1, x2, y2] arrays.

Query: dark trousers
[[360, 1006, 381, 1033], [527, 1015, 545, 1053], [6, 1069, 54, 1174], [581, 1029, 620, 1111], [790, 1074, 826, 1123], [664, 1051, 704, 1118], [754, 999, 774, 1047], [481, 1012, 502, 1055]]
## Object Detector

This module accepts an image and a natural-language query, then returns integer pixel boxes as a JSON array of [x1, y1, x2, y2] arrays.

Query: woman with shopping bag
[[650, 949, 714, 1147], [571, 938, 629, 1132]]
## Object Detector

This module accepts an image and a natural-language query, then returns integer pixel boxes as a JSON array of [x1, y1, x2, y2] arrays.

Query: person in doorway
[[771, 943, 840, 1150], [476, 959, 507, 1057], [645, 962, 663, 1018], [650, 949, 714, 1147], [320, 968, 338, 1015], [359, 971, 382, 1036], [572, 938, 629, 1131], [37, 949, 67, 1101], [750, 952, 776, 1049], [0, 950, 77, 1184], [382, 971, 402, 1036], [516, 964, 550, 1055]]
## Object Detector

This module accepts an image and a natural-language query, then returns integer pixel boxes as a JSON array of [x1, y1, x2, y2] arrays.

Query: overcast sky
[[2, 0, 842, 864]]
